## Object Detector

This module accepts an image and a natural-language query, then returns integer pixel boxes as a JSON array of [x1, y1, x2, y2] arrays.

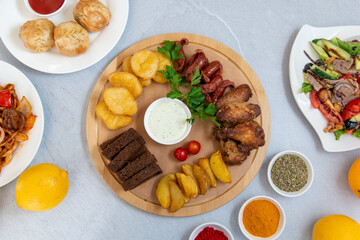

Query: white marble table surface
[[1, 1, 360, 239]]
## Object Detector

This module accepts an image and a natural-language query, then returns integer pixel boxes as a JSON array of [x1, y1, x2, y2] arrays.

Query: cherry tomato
[[342, 98, 360, 121], [174, 147, 188, 161], [187, 140, 201, 154], [318, 100, 344, 125], [309, 90, 320, 109]]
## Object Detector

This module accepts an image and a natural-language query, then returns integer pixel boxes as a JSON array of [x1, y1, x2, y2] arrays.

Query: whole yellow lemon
[[349, 157, 360, 199], [313, 215, 360, 240], [15, 163, 69, 211]]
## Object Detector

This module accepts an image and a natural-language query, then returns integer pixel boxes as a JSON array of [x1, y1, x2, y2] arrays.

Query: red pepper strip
[[318, 100, 344, 125], [309, 90, 321, 109], [346, 129, 356, 134], [0, 90, 13, 108], [341, 73, 355, 80]]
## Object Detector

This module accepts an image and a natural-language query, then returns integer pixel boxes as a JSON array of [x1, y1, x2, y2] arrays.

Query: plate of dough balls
[[0, 0, 129, 74]]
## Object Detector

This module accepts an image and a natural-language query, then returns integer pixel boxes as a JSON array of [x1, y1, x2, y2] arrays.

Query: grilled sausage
[[211, 80, 235, 102], [185, 50, 208, 82], [174, 38, 189, 72], [201, 75, 223, 94], [201, 61, 223, 83]]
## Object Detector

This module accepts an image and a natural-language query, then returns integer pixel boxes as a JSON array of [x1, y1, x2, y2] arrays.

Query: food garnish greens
[[157, 40, 220, 127]]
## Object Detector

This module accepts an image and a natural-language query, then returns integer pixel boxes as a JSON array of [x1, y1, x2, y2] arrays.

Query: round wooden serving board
[[86, 33, 271, 217]]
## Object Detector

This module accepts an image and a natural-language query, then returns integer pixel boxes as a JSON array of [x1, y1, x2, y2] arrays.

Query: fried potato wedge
[[210, 150, 232, 183], [198, 158, 217, 188], [169, 180, 185, 212], [131, 50, 159, 79], [103, 87, 138, 115], [156, 173, 176, 209], [152, 51, 171, 84], [95, 101, 132, 130], [181, 164, 195, 179], [108, 72, 143, 99], [181, 164, 199, 189], [122, 56, 134, 74], [140, 78, 152, 87], [193, 164, 209, 195], [176, 173, 198, 199]]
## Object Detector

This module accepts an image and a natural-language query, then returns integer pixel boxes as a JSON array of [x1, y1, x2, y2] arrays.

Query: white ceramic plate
[[0, 0, 129, 74], [0, 61, 44, 187], [289, 24, 360, 152]]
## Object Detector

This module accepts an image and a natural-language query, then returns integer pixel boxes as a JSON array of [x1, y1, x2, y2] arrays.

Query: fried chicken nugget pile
[[214, 84, 265, 166], [96, 72, 143, 130], [122, 50, 171, 86]]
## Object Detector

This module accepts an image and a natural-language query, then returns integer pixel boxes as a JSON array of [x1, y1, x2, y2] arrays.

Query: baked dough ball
[[73, 0, 111, 32], [54, 21, 90, 56], [19, 19, 55, 53]]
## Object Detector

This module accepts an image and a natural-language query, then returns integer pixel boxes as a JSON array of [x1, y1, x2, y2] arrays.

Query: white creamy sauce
[[148, 100, 188, 142]]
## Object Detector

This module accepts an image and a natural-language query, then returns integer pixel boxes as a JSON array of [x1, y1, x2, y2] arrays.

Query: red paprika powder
[[195, 227, 228, 240]]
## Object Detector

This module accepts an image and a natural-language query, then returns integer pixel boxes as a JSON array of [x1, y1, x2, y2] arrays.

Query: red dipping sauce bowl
[[24, 0, 66, 17]]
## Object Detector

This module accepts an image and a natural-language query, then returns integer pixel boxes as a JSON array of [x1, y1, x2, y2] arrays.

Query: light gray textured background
[[1, 1, 360, 239]]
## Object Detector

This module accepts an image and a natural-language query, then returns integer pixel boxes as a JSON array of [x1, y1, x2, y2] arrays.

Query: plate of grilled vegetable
[[86, 33, 270, 216], [290, 25, 360, 152]]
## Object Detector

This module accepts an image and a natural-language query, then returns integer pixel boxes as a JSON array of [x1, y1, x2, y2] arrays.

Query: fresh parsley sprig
[[157, 41, 184, 65], [157, 40, 220, 127]]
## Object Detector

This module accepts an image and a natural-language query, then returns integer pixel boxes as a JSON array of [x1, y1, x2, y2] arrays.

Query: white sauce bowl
[[144, 97, 192, 145]]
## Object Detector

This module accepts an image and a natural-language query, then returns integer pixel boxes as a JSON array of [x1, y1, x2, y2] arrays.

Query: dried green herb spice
[[271, 154, 308, 192]]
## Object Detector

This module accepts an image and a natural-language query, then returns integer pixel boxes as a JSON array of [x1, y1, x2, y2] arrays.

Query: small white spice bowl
[[144, 97, 192, 145], [189, 222, 234, 240], [267, 150, 314, 197], [238, 196, 286, 240], [24, 0, 67, 17]]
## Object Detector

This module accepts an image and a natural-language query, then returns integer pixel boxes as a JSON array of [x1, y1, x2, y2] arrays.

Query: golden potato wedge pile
[[122, 50, 171, 86], [155, 150, 231, 212], [96, 70, 144, 130]]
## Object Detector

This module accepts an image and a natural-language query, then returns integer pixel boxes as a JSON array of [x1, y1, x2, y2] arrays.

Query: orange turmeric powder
[[243, 199, 280, 237]]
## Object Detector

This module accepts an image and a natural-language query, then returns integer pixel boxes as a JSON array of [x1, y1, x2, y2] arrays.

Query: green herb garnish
[[157, 40, 220, 127], [334, 128, 346, 140], [353, 128, 360, 138], [300, 82, 313, 94], [157, 41, 184, 65]]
